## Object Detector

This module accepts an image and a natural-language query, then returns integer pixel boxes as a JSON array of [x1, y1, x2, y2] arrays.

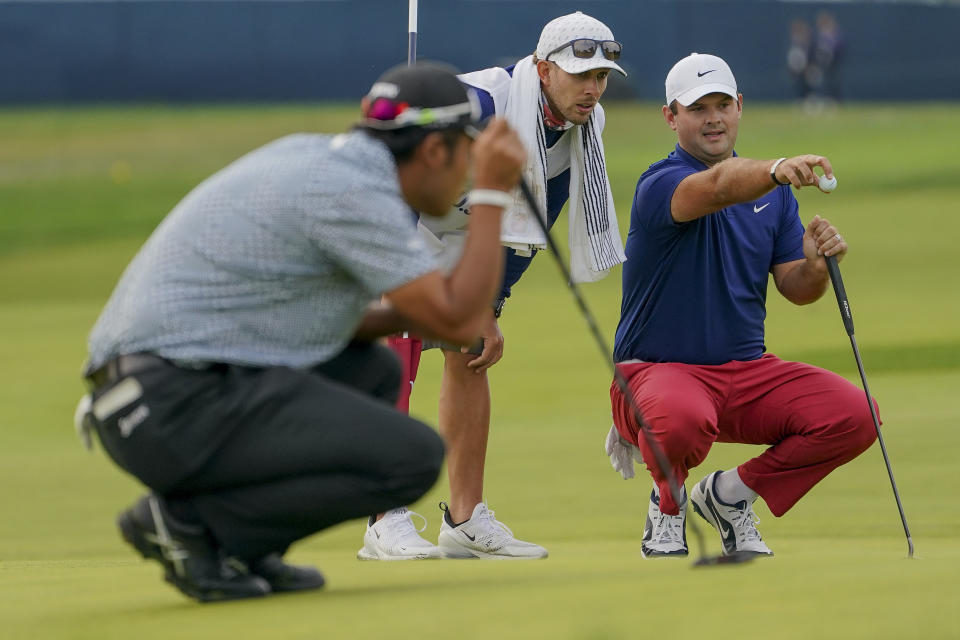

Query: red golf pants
[[610, 354, 879, 516], [386, 334, 423, 414]]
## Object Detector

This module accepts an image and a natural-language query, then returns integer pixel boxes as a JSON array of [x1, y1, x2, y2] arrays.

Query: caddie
[[364, 11, 627, 561]]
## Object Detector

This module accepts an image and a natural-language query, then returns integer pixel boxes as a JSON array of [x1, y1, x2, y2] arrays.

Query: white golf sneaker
[[690, 470, 773, 557], [356, 507, 443, 560], [641, 488, 688, 558], [437, 502, 548, 559]]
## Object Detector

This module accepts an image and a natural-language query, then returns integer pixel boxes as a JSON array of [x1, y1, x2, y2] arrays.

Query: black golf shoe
[[117, 495, 271, 602], [245, 554, 325, 593]]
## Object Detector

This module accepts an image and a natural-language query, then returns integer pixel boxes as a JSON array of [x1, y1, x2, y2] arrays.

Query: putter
[[517, 179, 752, 567], [824, 254, 915, 558]]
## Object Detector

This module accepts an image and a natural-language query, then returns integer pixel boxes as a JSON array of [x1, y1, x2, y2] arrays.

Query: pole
[[407, 0, 418, 66]]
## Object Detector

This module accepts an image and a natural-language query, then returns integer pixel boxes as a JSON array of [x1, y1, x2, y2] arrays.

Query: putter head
[[692, 551, 755, 568]]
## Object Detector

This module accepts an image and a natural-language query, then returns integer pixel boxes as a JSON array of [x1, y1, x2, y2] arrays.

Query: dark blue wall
[[1, 0, 957, 103]]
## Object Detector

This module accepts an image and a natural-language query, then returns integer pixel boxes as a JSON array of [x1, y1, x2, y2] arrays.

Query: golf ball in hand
[[819, 175, 838, 192]]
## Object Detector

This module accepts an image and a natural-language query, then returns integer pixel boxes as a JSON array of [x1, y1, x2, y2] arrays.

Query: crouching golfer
[[609, 53, 878, 558], [76, 62, 526, 601]]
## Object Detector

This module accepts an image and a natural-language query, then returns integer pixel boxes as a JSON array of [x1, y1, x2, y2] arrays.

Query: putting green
[[1, 102, 957, 639]]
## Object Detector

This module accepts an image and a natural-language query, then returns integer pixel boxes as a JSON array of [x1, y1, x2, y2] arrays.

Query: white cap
[[535, 11, 627, 77], [665, 53, 737, 106]]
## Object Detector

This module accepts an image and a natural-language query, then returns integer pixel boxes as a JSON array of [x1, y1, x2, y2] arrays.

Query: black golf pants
[[90, 341, 445, 561]]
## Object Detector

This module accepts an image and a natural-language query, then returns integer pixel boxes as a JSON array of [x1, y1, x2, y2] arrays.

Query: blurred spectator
[[786, 19, 813, 101], [812, 11, 845, 104]]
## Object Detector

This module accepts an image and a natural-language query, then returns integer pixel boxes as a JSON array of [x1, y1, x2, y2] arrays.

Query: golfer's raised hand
[[471, 117, 526, 193], [773, 154, 835, 191]]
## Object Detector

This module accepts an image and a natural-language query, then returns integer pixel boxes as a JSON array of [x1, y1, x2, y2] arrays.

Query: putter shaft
[[825, 255, 915, 558]]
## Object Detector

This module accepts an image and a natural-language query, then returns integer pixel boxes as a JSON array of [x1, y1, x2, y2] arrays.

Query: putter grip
[[825, 255, 855, 336]]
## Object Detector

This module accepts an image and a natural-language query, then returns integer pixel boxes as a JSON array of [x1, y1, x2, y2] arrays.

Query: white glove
[[604, 423, 643, 479]]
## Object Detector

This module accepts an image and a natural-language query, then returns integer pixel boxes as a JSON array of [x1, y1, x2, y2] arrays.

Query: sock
[[715, 468, 758, 505], [442, 505, 468, 528]]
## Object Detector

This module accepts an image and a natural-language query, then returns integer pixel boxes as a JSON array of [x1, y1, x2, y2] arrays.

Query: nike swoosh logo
[[697, 70, 716, 77], [706, 497, 737, 555], [707, 500, 735, 549], [753, 203, 770, 213], [463, 532, 476, 542]]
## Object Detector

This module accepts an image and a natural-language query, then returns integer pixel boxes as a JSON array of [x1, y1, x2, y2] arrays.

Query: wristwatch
[[492, 296, 506, 319]]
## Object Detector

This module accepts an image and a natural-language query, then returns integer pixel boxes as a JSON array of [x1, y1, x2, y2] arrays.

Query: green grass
[[1, 102, 959, 639]]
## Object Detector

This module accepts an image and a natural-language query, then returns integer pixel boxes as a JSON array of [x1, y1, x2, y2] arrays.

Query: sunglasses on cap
[[545, 38, 622, 63], [361, 95, 481, 137]]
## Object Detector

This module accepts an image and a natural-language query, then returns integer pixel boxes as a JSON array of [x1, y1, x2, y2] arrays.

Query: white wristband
[[467, 188, 514, 210], [770, 157, 789, 186]]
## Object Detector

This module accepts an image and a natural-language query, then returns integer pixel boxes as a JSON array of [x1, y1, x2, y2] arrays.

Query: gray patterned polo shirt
[[87, 131, 436, 369]]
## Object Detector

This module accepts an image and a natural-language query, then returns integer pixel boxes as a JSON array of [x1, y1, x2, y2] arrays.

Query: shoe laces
[[728, 502, 763, 545], [382, 508, 428, 538], [473, 505, 515, 542], [146, 496, 190, 577], [651, 510, 685, 547]]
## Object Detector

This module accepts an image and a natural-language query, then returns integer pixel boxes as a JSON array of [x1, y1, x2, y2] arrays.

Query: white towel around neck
[[459, 56, 626, 282]]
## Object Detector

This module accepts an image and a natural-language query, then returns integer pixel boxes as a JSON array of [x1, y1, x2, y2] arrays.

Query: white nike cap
[[536, 11, 627, 77], [665, 53, 738, 107]]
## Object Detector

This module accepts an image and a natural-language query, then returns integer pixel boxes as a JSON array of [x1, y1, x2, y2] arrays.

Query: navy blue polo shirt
[[467, 66, 570, 301], [613, 144, 805, 365]]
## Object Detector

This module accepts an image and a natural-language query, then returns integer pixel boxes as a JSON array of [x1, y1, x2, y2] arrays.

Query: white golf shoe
[[437, 502, 548, 559], [356, 507, 443, 560], [690, 470, 773, 557], [641, 488, 688, 558]]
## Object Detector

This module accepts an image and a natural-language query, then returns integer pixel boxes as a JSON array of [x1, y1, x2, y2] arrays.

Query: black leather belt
[[84, 353, 169, 389]]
